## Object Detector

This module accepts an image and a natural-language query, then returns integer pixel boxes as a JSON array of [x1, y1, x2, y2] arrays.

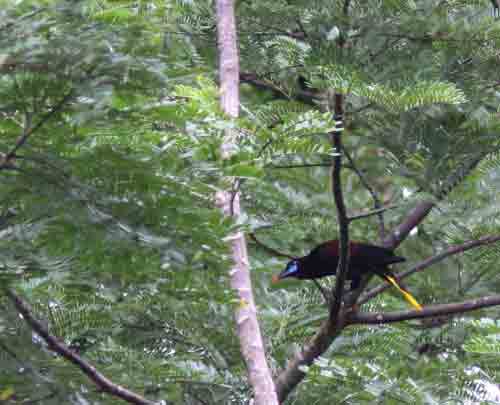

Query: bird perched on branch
[[272, 240, 422, 311]]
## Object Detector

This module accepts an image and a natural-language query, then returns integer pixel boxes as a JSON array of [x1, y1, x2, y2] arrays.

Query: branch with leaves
[[5, 289, 159, 405], [0, 90, 73, 170]]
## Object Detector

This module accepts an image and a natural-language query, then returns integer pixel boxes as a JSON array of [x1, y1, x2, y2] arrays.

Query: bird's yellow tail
[[384, 275, 423, 311]]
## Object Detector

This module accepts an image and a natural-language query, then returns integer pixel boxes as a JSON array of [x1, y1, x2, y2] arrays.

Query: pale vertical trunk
[[214, 0, 279, 404]]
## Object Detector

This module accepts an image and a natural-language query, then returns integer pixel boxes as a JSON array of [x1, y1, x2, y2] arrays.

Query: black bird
[[273, 240, 422, 311]]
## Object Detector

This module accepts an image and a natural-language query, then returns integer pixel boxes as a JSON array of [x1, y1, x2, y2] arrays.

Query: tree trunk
[[214, 1, 279, 404]]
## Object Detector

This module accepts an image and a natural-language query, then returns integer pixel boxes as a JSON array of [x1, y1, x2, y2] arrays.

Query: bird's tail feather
[[383, 275, 423, 311]]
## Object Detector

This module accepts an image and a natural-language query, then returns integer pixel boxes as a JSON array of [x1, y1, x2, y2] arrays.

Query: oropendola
[[272, 240, 422, 311]]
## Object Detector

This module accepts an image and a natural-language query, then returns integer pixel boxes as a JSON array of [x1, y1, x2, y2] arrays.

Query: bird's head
[[272, 259, 301, 283]]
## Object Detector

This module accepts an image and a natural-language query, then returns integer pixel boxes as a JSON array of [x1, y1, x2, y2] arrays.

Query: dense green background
[[1, 0, 500, 403]]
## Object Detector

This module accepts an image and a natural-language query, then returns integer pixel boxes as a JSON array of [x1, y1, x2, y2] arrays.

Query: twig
[[348, 294, 500, 325], [5, 289, 158, 405], [0, 90, 74, 169], [0, 339, 24, 365], [239, 72, 290, 99], [240, 72, 318, 106], [358, 235, 500, 305], [348, 204, 399, 222], [269, 163, 331, 169], [342, 147, 386, 238], [248, 233, 295, 259], [312, 280, 331, 305], [22, 389, 59, 404], [0, 8, 46, 33]]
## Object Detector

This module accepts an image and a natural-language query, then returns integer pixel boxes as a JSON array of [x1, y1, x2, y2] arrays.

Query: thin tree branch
[[343, 147, 386, 238], [240, 72, 318, 106], [329, 93, 350, 326], [313, 279, 331, 305], [239, 72, 290, 99], [348, 295, 500, 325], [248, 232, 296, 259], [348, 205, 398, 222], [5, 289, 158, 405], [269, 163, 331, 169], [0, 90, 73, 169], [0, 339, 24, 365], [358, 235, 500, 305]]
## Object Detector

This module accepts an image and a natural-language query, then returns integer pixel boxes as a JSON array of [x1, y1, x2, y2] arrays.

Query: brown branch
[[274, 89, 351, 405], [248, 232, 296, 259], [382, 200, 435, 249], [343, 148, 386, 238], [348, 295, 500, 325], [239, 72, 290, 98], [5, 289, 158, 405], [358, 235, 500, 305], [0, 90, 73, 169], [240, 72, 318, 106], [329, 93, 350, 326], [274, 2, 359, 395], [275, 315, 345, 402], [348, 204, 398, 222]]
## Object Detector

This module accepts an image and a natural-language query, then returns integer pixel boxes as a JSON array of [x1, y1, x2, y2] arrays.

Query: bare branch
[[269, 163, 331, 169], [343, 147, 386, 238], [329, 93, 350, 326], [348, 295, 500, 325], [275, 316, 344, 402], [5, 289, 158, 405], [348, 205, 399, 222], [382, 200, 435, 249], [359, 235, 500, 305]]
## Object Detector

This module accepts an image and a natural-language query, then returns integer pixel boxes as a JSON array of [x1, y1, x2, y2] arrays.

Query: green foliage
[[2, 0, 500, 404]]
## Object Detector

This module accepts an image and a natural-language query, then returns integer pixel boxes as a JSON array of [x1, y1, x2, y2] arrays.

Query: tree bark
[[214, 1, 279, 404]]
